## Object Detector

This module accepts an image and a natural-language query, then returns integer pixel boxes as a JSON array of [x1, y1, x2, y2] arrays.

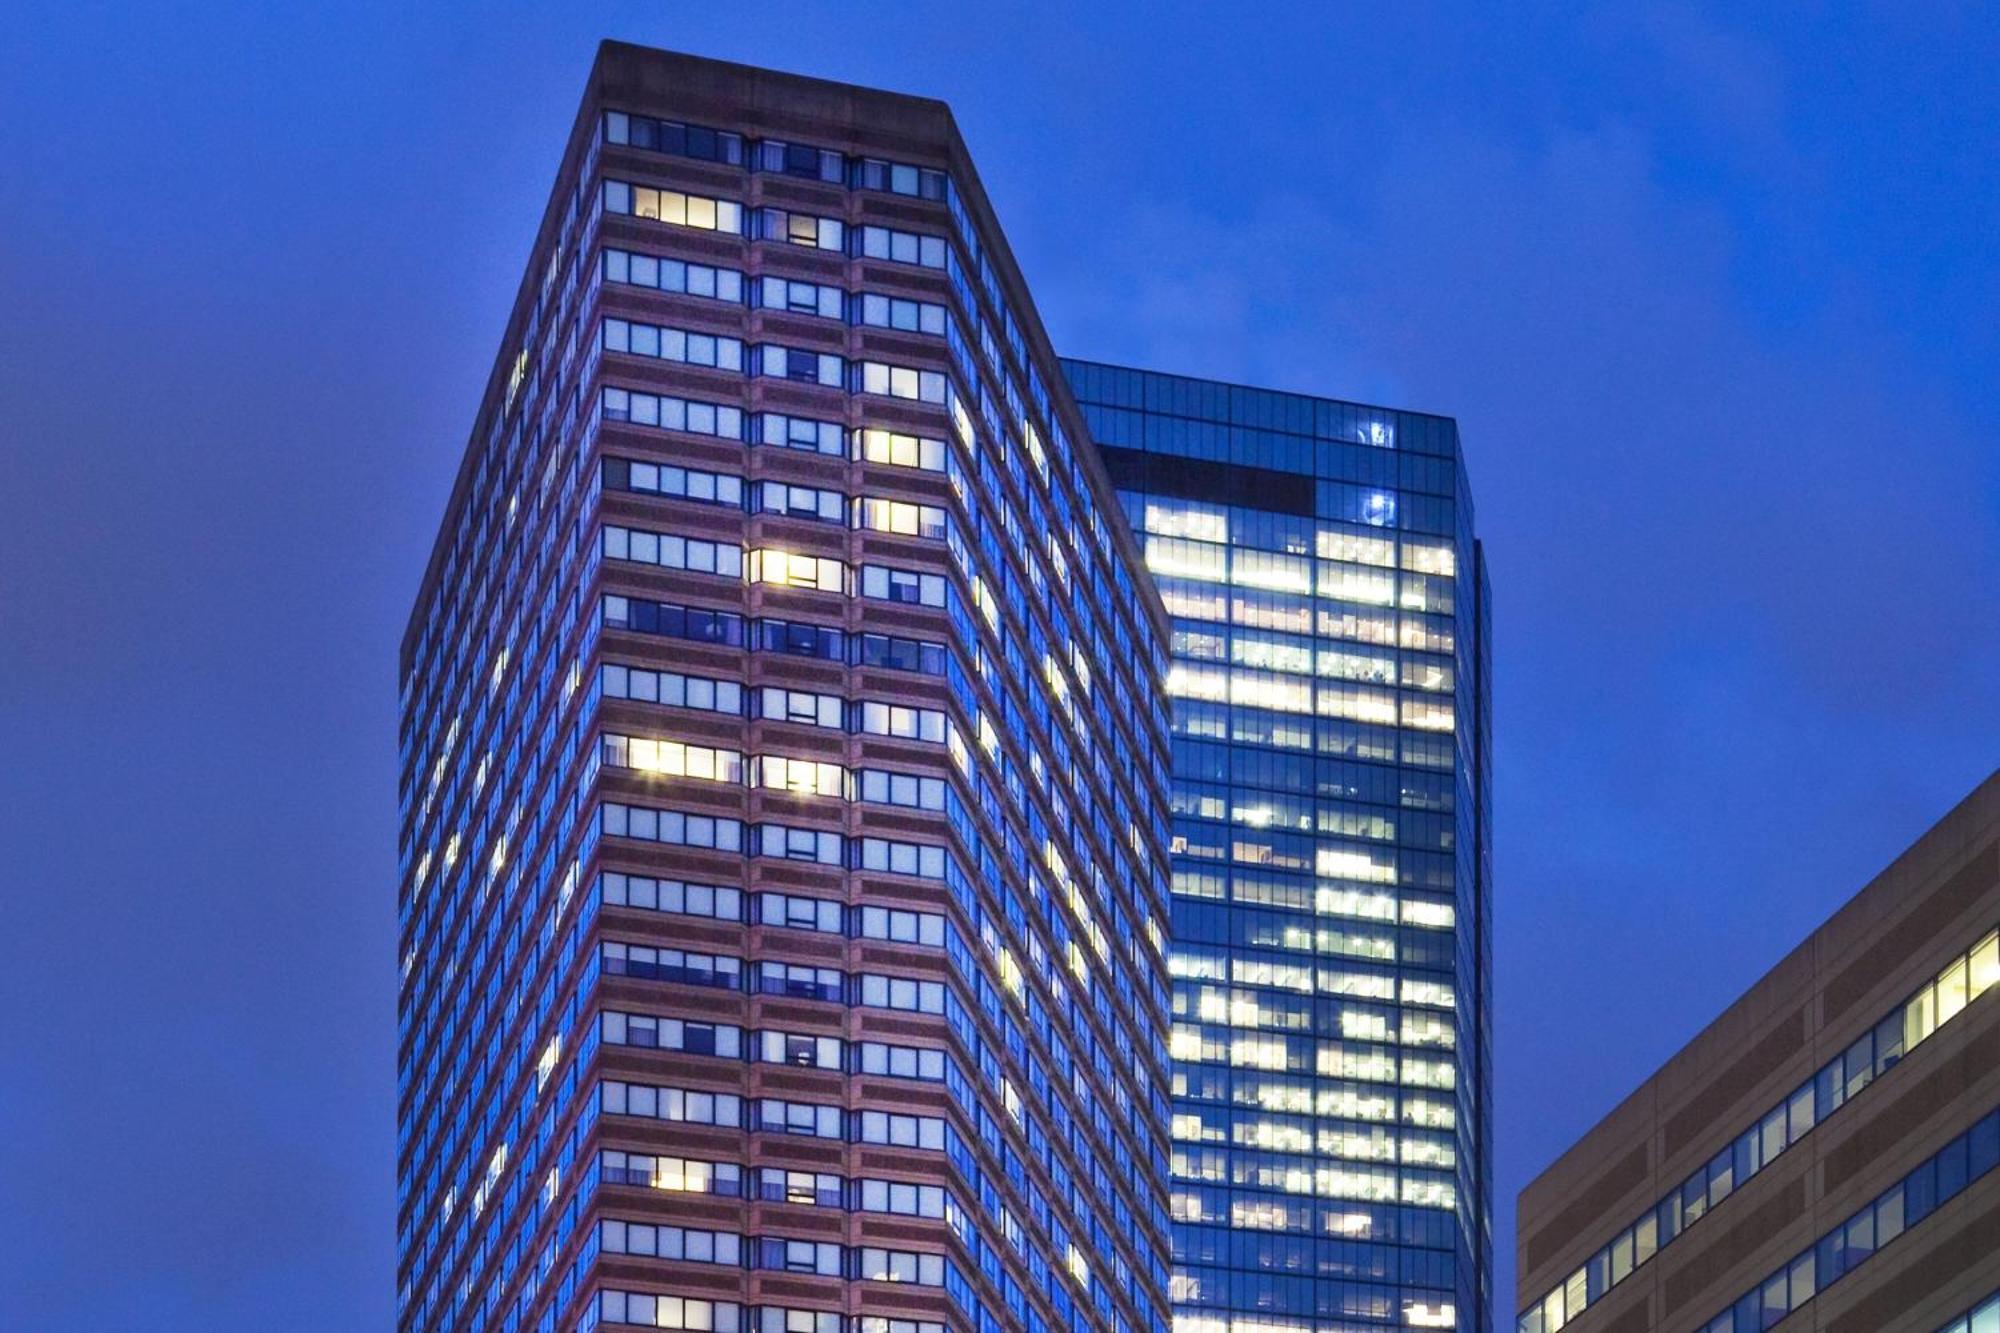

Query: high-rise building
[[1515, 771, 2000, 1333], [1062, 362, 1494, 1333], [396, 44, 1179, 1333]]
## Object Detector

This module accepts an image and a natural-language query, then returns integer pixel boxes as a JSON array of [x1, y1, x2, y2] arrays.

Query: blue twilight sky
[[2, 2, 1996, 1328]]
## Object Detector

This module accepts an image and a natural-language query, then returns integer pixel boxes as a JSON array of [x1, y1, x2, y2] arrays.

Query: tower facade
[[1063, 361, 1494, 1333], [397, 45, 1176, 1333]]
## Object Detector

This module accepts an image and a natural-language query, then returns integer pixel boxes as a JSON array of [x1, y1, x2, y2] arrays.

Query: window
[[747, 549, 845, 592], [601, 664, 742, 715], [756, 961, 843, 1002], [603, 247, 743, 303], [601, 1079, 743, 1127], [758, 1030, 843, 1069], [604, 111, 744, 165], [600, 932, 744, 984], [755, 617, 845, 661], [852, 157, 948, 199], [755, 1097, 843, 1138], [602, 456, 742, 506], [600, 734, 743, 783], [600, 1013, 743, 1059], [752, 687, 843, 729], [754, 345, 844, 387], [602, 180, 742, 234], [855, 700, 948, 743], [756, 1235, 843, 1274], [857, 293, 947, 335], [854, 633, 945, 675], [602, 318, 744, 372], [857, 1109, 947, 1150], [857, 837, 946, 879], [752, 481, 844, 523], [595, 1292, 740, 1332], [600, 387, 742, 440], [760, 1310, 842, 1333], [755, 138, 843, 182], [857, 1179, 949, 1218], [859, 565, 947, 608], [601, 802, 742, 852], [599, 1148, 740, 1193], [853, 497, 947, 539], [854, 428, 947, 471], [753, 825, 843, 865], [601, 524, 742, 577], [857, 225, 947, 268], [752, 1160, 844, 1200], [601, 872, 740, 921], [857, 974, 946, 1014], [750, 755, 844, 798], [601, 595, 742, 646], [756, 207, 843, 250], [755, 892, 842, 933], [857, 1247, 946, 1285], [857, 361, 945, 403], [855, 769, 946, 811], [601, 1219, 742, 1265], [751, 413, 844, 455], [857, 1042, 947, 1081], [755, 275, 843, 319], [857, 905, 945, 947]]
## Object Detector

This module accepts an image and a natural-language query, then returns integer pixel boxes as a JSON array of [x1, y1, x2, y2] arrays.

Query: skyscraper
[[396, 44, 1177, 1333], [1062, 361, 1493, 1333]]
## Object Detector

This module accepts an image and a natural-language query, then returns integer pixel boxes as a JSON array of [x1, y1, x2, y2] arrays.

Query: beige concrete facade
[[1517, 770, 2000, 1333]]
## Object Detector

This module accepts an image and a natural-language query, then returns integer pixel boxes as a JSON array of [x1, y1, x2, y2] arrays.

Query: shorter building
[[1516, 770, 2000, 1333]]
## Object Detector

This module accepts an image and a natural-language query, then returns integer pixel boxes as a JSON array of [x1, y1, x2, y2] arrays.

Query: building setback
[[1064, 362, 1494, 1333], [1516, 771, 2000, 1333], [396, 43, 1178, 1333]]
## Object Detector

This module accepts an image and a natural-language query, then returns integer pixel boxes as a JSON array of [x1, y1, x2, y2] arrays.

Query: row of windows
[[601, 596, 948, 676], [599, 1009, 950, 1083], [1697, 1102, 2000, 1333], [1170, 1066, 1459, 1131], [1148, 539, 1454, 613], [1167, 666, 1455, 732], [596, 1176, 956, 1224], [601, 471, 952, 543], [604, 180, 950, 271], [1155, 578, 1454, 655], [1140, 499, 1458, 575], [604, 248, 950, 334], [599, 801, 950, 878], [600, 872, 947, 947], [602, 317, 950, 401], [1168, 1026, 1456, 1090], [1168, 701, 1458, 772], [602, 939, 950, 1014], [598, 525, 951, 610], [1521, 924, 2000, 1332], [1170, 629, 1453, 694], [605, 108, 951, 202], [585, 1290, 944, 1333], [614, 673, 950, 749], [1170, 947, 1455, 1008], [1172, 1111, 1456, 1168], [601, 1220, 950, 1283], [598, 1076, 947, 1150], [599, 470, 950, 545]]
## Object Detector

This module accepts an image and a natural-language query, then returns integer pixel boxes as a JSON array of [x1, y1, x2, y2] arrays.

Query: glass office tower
[[394, 45, 1178, 1333], [1062, 361, 1492, 1333]]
